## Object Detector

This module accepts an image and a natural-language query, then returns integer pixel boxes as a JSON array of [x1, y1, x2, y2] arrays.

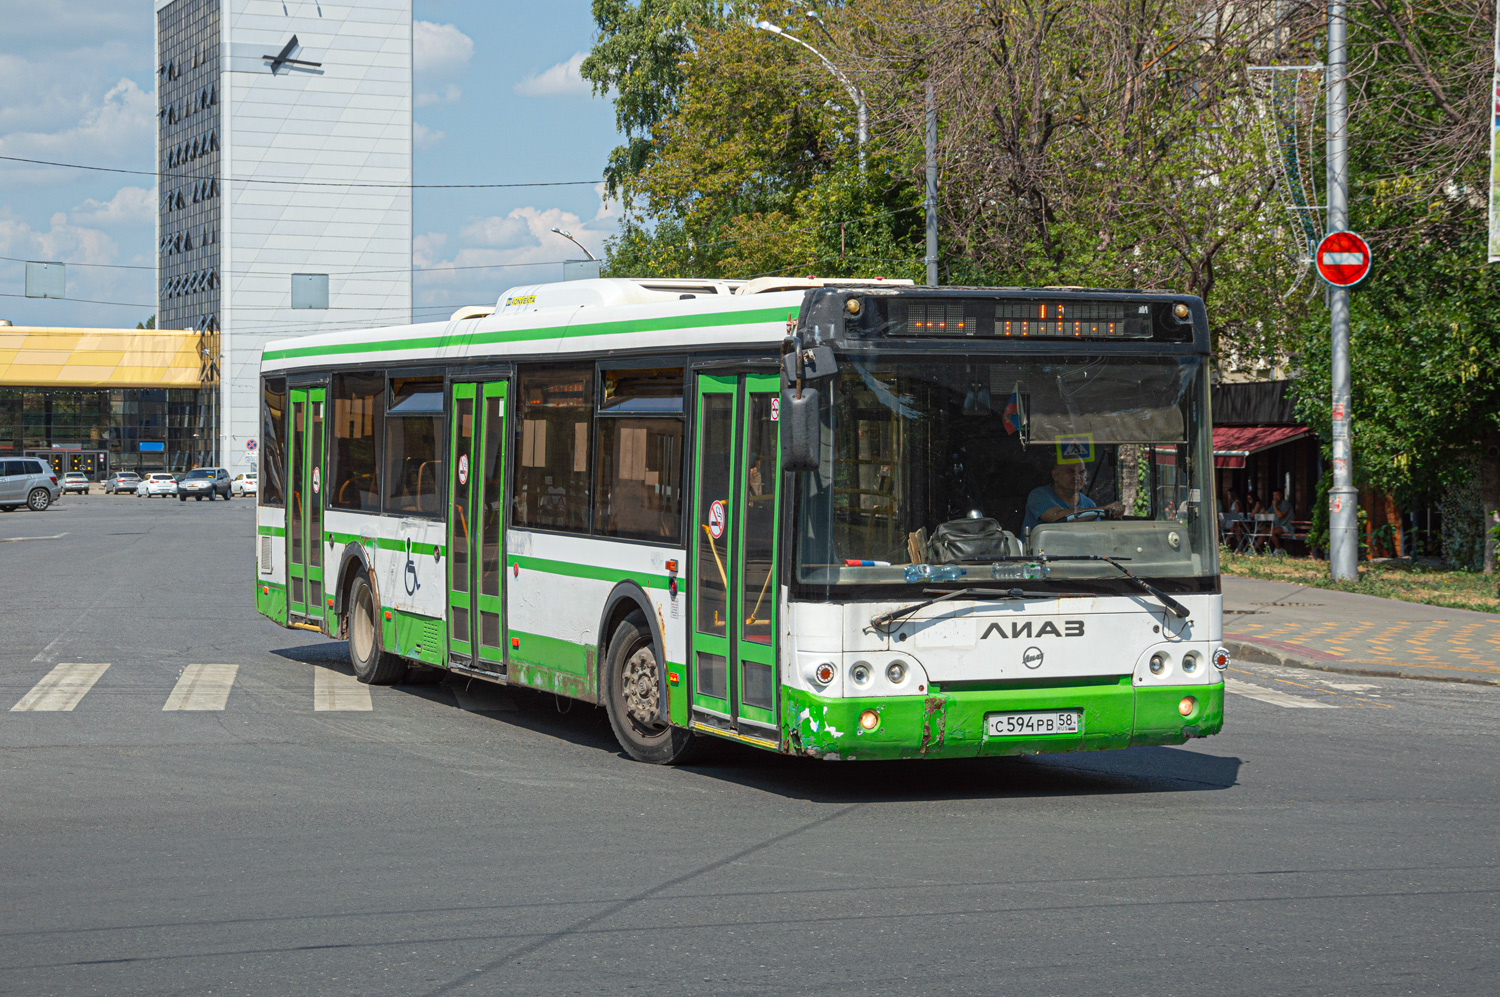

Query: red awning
[[1213, 425, 1311, 468]]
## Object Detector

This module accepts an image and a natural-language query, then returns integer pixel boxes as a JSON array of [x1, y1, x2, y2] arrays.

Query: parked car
[[61, 472, 89, 495], [0, 457, 61, 512], [104, 472, 141, 494], [136, 472, 178, 497], [231, 471, 258, 497], [178, 466, 232, 501]]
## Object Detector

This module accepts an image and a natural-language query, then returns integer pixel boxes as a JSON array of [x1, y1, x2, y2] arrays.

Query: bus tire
[[347, 573, 407, 684], [603, 612, 697, 764]]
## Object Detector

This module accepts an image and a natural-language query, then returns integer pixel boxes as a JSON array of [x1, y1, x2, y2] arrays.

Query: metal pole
[[926, 82, 938, 286], [1327, 0, 1357, 580]]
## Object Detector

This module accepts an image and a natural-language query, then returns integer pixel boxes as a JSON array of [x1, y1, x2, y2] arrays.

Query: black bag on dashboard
[[928, 518, 1020, 563]]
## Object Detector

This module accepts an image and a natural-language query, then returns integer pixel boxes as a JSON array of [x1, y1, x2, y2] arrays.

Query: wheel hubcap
[[621, 646, 661, 728], [351, 588, 373, 661]]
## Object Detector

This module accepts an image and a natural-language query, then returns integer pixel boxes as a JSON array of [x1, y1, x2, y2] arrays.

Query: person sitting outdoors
[[1023, 459, 1124, 533], [1269, 488, 1296, 553], [1220, 482, 1247, 546]]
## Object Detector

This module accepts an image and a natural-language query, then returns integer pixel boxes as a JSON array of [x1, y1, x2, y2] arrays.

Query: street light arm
[[549, 227, 598, 262], [755, 20, 867, 171], [755, 20, 863, 111]]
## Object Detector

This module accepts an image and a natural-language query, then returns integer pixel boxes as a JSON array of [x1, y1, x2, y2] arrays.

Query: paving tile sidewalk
[[1222, 575, 1500, 686]]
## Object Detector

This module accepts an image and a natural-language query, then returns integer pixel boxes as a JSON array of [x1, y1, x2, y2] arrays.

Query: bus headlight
[[886, 661, 907, 685], [1182, 652, 1199, 675], [1149, 653, 1167, 675], [850, 662, 872, 686]]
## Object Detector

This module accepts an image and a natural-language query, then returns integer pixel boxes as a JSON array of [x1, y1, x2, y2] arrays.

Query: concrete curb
[[1226, 638, 1500, 688]]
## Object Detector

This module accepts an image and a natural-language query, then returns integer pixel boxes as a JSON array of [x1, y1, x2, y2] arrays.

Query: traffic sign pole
[[1326, 0, 1358, 582]]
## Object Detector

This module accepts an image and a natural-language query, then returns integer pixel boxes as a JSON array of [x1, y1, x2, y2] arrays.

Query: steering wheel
[[1062, 508, 1107, 523]]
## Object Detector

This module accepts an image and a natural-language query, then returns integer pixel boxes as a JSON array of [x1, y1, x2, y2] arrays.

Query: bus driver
[[1023, 458, 1124, 532]]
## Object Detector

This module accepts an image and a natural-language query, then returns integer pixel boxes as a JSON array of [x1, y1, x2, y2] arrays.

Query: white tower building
[[155, 0, 412, 469]]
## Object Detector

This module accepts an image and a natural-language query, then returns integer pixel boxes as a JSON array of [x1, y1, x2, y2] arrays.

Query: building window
[[383, 377, 444, 517], [291, 273, 329, 309], [513, 366, 593, 532], [329, 373, 384, 512]]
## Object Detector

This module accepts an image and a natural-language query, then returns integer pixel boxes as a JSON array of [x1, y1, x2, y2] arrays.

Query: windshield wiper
[[1038, 554, 1190, 620], [870, 587, 1060, 632]]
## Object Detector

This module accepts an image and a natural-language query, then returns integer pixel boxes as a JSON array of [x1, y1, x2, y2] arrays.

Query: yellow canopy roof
[[0, 326, 203, 389]]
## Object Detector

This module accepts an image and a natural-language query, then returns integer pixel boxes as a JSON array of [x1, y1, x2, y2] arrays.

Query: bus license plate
[[985, 711, 1081, 737]]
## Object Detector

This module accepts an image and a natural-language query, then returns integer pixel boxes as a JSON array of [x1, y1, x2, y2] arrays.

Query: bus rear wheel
[[347, 573, 407, 684], [603, 612, 697, 764]]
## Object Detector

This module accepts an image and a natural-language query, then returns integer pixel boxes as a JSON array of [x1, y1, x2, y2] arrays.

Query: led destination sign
[[854, 294, 1193, 342]]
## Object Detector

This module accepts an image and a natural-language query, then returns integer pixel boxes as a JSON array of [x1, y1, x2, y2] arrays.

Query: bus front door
[[690, 373, 783, 741], [287, 386, 326, 628], [446, 380, 509, 672]]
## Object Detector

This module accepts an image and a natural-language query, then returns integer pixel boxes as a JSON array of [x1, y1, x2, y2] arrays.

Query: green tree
[[1284, 0, 1500, 572]]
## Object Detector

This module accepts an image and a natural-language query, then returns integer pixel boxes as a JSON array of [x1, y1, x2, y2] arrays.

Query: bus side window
[[329, 372, 385, 512], [512, 365, 593, 533], [260, 377, 286, 507], [383, 376, 445, 517], [594, 367, 685, 543]]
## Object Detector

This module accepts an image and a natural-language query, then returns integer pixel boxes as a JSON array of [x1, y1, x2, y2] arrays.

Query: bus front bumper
[[781, 678, 1224, 761]]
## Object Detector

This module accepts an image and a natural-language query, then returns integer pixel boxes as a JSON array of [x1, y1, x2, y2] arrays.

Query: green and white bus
[[255, 276, 1226, 762]]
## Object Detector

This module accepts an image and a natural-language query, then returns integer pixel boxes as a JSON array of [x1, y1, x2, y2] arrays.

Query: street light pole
[[926, 82, 938, 286], [1326, 0, 1358, 581], [756, 20, 866, 172]]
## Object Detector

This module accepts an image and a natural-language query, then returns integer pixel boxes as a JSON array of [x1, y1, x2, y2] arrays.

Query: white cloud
[[413, 21, 474, 76], [70, 185, 154, 227], [414, 188, 620, 306], [0, 77, 155, 184], [513, 53, 592, 98], [415, 84, 462, 108], [0, 210, 119, 266], [413, 122, 445, 148]]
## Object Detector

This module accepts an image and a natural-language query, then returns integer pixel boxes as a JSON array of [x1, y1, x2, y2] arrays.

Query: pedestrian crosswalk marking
[[163, 664, 238, 711], [314, 668, 372, 711], [11, 662, 110, 712], [1225, 677, 1337, 709]]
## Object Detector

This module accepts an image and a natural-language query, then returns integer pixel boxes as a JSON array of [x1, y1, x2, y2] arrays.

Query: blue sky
[[0, 0, 622, 329]]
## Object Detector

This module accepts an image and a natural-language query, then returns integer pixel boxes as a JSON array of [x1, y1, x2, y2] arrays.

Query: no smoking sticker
[[708, 499, 726, 539], [770, 397, 779, 422], [458, 453, 469, 486], [311, 466, 320, 494]]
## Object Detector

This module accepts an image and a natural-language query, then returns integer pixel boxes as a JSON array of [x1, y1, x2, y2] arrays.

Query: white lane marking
[[162, 664, 238, 711], [11, 662, 110, 712], [314, 668, 372, 711], [1225, 677, 1337, 709], [1321, 681, 1380, 692], [0, 533, 69, 543]]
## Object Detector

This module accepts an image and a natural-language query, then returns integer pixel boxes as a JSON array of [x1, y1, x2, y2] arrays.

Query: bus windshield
[[795, 355, 1215, 588]]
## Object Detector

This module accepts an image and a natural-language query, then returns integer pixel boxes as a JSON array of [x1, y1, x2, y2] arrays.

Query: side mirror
[[780, 345, 837, 383], [780, 387, 820, 472]]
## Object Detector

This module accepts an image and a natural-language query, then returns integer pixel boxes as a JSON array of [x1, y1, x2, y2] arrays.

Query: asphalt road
[[2, 494, 1497, 996]]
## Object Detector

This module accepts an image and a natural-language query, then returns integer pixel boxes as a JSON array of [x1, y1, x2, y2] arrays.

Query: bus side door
[[446, 380, 509, 672], [690, 373, 783, 740], [287, 385, 326, 629]]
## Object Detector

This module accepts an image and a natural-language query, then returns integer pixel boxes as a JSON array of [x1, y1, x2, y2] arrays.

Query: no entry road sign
[[1316, 230, 1372, 287]]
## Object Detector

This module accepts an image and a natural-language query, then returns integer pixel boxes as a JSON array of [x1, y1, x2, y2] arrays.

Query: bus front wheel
[[347, 574, 407, 684], [603, 612, 698, 764]]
